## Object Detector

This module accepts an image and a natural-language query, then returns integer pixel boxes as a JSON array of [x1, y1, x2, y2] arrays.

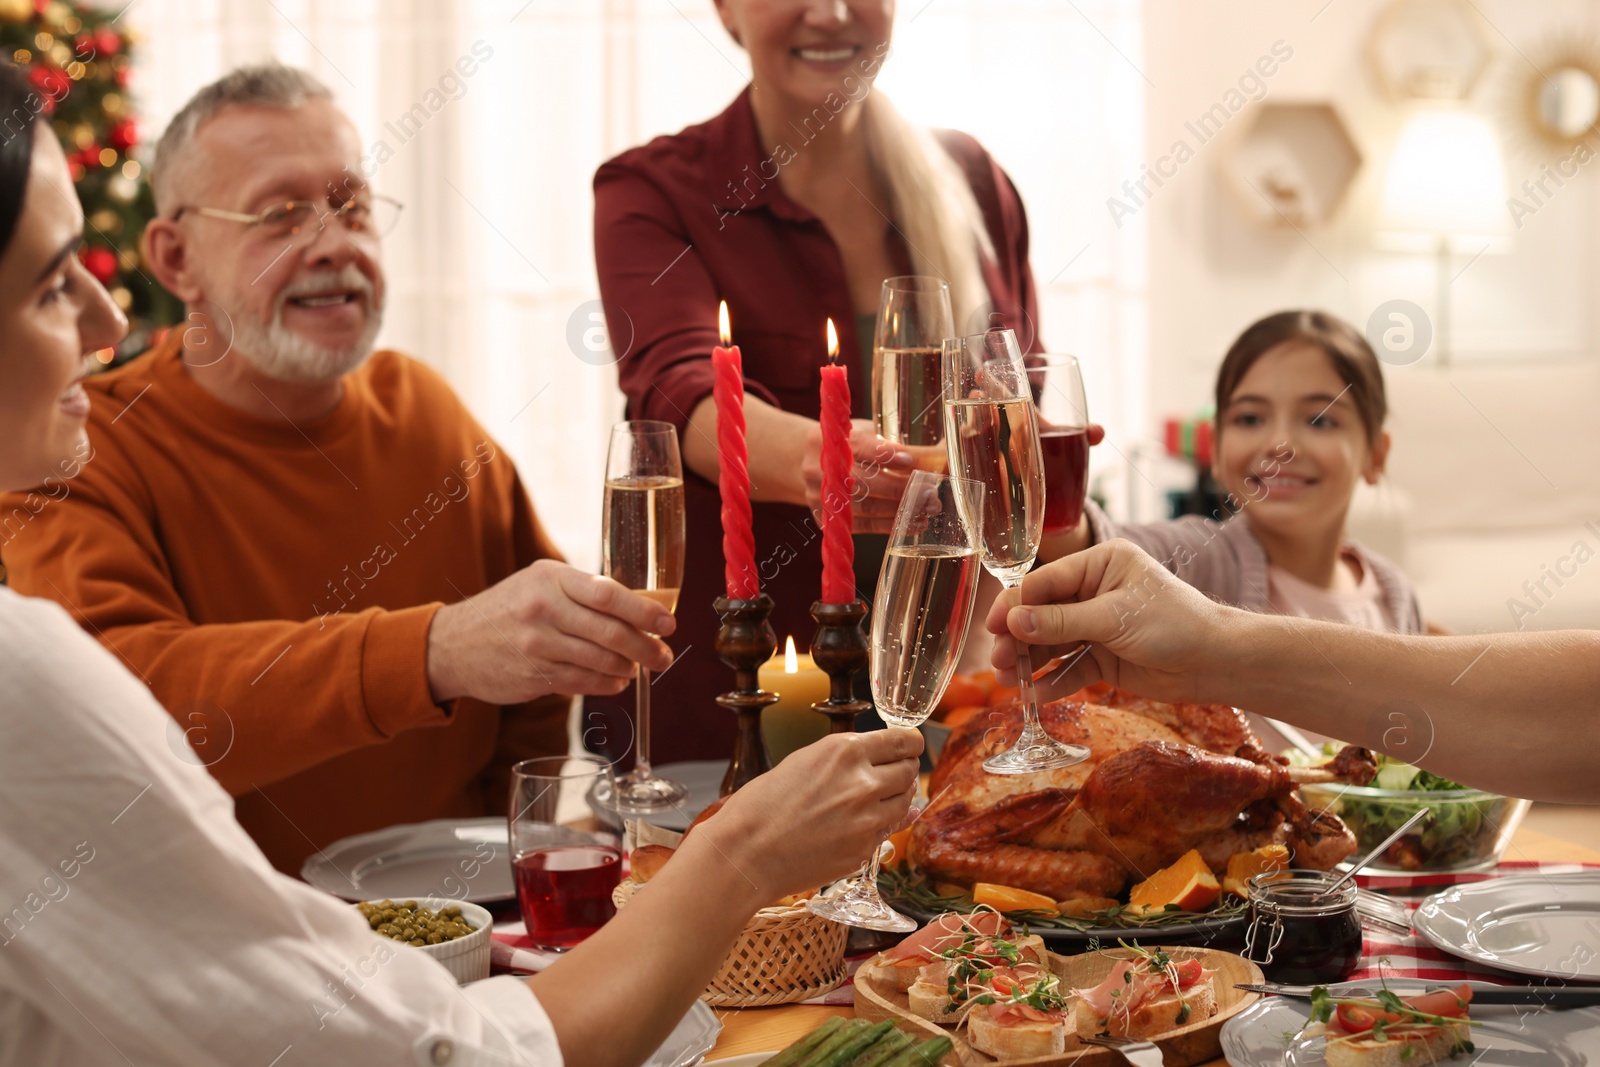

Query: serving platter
[[889, 899, 1249, 952], [879, 868, 1249, 951], [1219, 987, 1600, 1066], [853, 944, 1263, 1067], [1412, 871, 1600, 981]]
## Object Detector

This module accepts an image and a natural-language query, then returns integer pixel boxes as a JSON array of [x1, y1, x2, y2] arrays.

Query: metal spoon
[[1318, 807, 1431, 898]]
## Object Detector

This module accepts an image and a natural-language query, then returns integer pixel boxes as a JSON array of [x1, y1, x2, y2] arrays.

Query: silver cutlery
[[1235, 980, 1600, 1008], [1080, 1033, 1165, 1067]]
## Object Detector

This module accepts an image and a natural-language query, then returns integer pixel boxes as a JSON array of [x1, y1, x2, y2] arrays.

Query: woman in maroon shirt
[[590, 0, 1042, 768]]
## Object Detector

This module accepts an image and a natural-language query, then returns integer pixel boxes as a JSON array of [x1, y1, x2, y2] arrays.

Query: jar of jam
[[1241, 869, 1362, 984]]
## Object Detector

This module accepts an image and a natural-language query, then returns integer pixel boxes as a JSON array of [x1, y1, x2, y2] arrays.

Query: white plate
[[1413, 871, 1600, 981], [302, 817, 516, 903], [588, 760, 728, 833], [642, 1000, 722, 1067], [1220, 987, 1600, 1066], [696, 1054, 778, 1066]]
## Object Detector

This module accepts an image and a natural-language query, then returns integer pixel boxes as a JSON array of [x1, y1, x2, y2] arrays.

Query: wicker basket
[[611, 879, 848, 1006]]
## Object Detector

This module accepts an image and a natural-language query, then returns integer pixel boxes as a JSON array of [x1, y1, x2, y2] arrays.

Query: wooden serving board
[[853, 945, 1264, 1067]]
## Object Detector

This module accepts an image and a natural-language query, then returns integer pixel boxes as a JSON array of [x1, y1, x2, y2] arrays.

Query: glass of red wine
[[509, 755, 624, 951], [1028, 355, 1092, 535]]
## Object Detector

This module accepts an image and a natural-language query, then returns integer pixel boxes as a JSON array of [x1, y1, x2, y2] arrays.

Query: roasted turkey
[[910, 685, 1377, 901]]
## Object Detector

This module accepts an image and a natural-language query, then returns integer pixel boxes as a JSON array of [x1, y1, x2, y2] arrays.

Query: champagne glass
[[807, 470, 985, 931], [599, 420, 689, 813], [942, 330, 1090, 774], [872, 276, 954, 472], [1029, 356, 1092, 534]]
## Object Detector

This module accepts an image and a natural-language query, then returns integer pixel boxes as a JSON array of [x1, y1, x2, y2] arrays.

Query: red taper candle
[[819, 318, 855, 604], [713, 301, 758, 599]]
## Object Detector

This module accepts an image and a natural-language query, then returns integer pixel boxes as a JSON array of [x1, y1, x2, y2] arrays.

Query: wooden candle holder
[[713, 594, 778, 797], [808, 599, 871, 735]]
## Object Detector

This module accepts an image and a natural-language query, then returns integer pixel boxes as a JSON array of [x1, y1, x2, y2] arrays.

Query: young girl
[[1053, 309, 1421, 633]]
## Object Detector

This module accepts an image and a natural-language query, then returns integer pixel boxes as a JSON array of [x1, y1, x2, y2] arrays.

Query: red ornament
[[28, 66, 70, 114], [80, 246, 118, 285], [108, 120, 136, 153], [74, 145, 102, 169], [94, 28, 122, 57]]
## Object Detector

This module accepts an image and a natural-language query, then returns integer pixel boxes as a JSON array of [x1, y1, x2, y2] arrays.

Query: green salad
[[1291, 745, 1517, 871]]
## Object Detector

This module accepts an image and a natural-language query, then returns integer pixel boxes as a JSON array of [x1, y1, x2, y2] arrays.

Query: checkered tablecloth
[[489, 861, 1600, 1002]]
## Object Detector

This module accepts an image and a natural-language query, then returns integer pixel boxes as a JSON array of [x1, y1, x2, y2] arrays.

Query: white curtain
[[125, 0, 1146, 569]]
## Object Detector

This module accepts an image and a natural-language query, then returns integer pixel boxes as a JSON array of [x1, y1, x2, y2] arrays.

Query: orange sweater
[[0, 329, 569, 873]]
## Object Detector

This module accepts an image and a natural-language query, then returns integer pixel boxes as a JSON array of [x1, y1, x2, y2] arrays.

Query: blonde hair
[[860, 90, 995, 330]]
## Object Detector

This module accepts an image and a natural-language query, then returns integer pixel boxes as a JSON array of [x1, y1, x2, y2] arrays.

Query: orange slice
[[1056, 896, 1121, 918], [1127, 849, 1220, 913], [883, 827, 914, 869], [986, 685, 1022, 707], [940, 705, 986, 729], [939, 675, 989, 711], [972, 882, 1060, 914], [1222, 844, 1291, 899], [1223, 844, 1291, 898]]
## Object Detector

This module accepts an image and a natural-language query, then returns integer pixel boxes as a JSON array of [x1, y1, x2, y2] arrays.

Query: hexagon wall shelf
[[1221, 102, 1363, 229], [1370, 0, 1497, 101]]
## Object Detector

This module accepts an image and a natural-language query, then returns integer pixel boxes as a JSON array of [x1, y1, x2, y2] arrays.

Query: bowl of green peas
[[356, 897, 493, 984]]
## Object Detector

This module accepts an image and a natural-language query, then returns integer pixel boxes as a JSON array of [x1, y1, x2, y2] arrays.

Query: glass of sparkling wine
[[807, 470, 984, 932], [599, 420, 688, 812], [872, 276, 954, 472], [942, 330, 1090, 774]]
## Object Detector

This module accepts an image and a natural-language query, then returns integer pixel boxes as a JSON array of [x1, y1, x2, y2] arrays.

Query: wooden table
[[704, 823, 1600, 1063]]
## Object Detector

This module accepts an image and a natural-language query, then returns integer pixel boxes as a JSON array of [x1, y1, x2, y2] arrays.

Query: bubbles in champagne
[[601, 476, 686, 614], [870, 545, 981, 726], [942, 397, 1044, 584]]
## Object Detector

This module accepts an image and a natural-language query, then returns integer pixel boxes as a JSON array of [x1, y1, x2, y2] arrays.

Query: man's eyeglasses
[[171, 194, 404, 244]]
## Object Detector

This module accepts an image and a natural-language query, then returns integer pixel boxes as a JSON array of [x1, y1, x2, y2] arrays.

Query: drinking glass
[[600, 420, 689, 812], [872, 276, 954, 472], [806, 471, 985, 931], [510, 755, 623, 951], [1029, 356, 1092, 534], [942, 330, 1090, 774]]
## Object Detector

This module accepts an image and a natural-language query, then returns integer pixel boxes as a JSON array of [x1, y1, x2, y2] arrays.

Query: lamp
[[1377, 107, 1512, 363]]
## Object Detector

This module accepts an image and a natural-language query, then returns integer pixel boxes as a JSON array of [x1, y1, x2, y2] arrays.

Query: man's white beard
[[225, 266, 384, 385]]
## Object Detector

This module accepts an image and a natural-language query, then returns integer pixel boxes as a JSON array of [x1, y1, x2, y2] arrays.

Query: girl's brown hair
[[1214, 310, 1387, 443]]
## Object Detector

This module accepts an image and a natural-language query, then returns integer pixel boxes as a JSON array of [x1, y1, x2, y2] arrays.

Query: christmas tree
[[1, 0, 181, 365]]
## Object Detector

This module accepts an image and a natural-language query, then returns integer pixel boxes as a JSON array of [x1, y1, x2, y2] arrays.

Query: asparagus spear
[[760, 1015, 847, 1067], [846, 1028, 912, 1067], [879, 1036, 954, 1067], [790, 1018, 871, 1067], [808, 1020, 897, 1067]]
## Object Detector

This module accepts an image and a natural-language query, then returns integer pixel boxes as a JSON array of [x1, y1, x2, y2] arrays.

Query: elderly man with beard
[[0, 64, 675, 876]]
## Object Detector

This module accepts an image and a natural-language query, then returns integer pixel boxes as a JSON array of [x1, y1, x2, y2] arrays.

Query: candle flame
[[825, 317, 839, 361], [784, 635, 799, 673], [718, 300, 731, 346]]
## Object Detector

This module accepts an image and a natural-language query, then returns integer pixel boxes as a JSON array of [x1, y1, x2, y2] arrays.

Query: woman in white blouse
[[0, 63, 921, 1067]]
